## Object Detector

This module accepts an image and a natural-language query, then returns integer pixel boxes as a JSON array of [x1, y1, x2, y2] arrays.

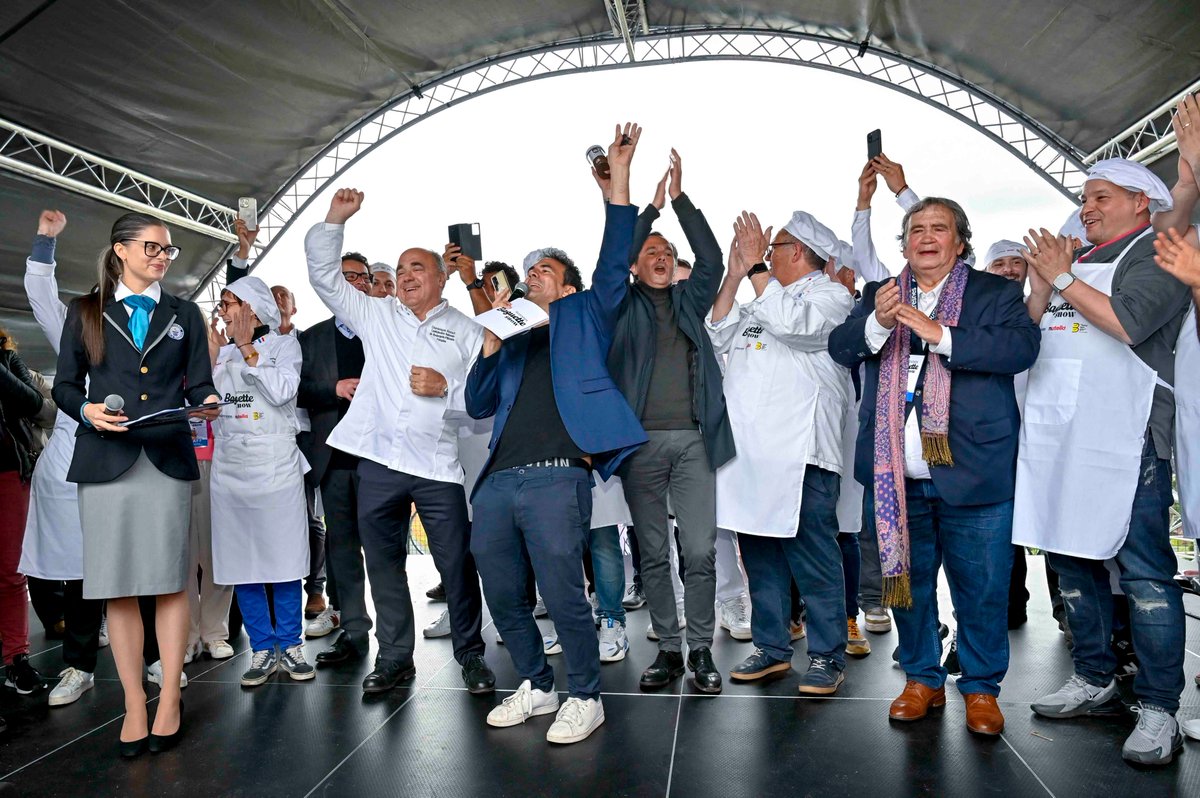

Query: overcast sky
[[251, 60, 1075, 328]]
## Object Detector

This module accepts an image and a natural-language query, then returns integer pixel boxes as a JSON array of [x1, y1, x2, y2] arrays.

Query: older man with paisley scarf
[[829, 197, 1039, 735]]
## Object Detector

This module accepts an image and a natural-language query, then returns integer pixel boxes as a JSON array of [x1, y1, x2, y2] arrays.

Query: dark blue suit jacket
[[827, 269, 1040, 507], [466, 203, 648, 497]]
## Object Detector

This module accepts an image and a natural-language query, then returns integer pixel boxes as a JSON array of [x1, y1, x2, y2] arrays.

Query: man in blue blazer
[[828, 197, 1039, 736], [466, 123, 648, 745]]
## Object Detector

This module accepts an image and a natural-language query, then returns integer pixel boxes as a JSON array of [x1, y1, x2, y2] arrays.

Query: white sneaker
[[97, 616, 109, 648], [305, 608, 340, 638], [1031, 674, 1118, 718], [423, 609, 451, 639], [588, 593, 599, 622], [204, 640, 235, 660], [146, 660, 188, 689], [544, 634, 563, 656], [486, 679, 560, 728], [864, 606, 892, 633], [1122, 704, 1184, 766], [646, 614, 686, 641], [546, 696, 605, 744], [48, 667, 94, 707], [718, 596, 752, 641], [597, 618, 628, 663], [183, 640, 202, 665], [533, 593, 548, 618]]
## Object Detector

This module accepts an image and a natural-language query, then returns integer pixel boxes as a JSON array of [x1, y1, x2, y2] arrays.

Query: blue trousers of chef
[[235, 580, 303, 652]]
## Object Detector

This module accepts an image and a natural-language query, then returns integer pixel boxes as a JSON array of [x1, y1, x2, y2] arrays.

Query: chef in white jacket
[[21, 210, 100, 706], [705, 210, 853, 694], [209, 276, 314, 686]]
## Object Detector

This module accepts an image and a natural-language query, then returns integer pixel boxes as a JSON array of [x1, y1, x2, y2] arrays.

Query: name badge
[[906, 355, 925, 402], [168, 323, 184, 340]]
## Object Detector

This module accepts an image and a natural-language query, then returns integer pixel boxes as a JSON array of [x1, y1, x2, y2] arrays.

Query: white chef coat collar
[[397, 299, 449, 324]]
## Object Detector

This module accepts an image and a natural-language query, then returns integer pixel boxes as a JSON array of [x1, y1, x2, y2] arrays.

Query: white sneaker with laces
[[1123, 703, 1184, 766], [597, 619, 628, 662], [1031, 674, 1117, 718], [486, 679, 560, 728], [423, 609, 452, 639], [204, 639, 235, 659], [48, 667, 94, 707], [305, 607, 340, 638], [146, 660, 188, 689], [546, 696, 605, 744], [183, 640, 202, 665], [718, 596, 752, 641], [97, 616, 109, 648]]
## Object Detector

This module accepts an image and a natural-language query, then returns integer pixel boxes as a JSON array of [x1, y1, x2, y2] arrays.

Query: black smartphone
[[448, 223, 482, 261], [867, 129, 882, 160]]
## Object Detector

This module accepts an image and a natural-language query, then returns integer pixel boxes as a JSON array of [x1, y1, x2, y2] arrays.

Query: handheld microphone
[[509, 281, 529, 301], [103, 394, 125, 416]]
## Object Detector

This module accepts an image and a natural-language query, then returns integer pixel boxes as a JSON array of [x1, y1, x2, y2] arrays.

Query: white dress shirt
[[864, 273, 953, 480], [112, 279, 162, 319], [305, 222, 483, 485]]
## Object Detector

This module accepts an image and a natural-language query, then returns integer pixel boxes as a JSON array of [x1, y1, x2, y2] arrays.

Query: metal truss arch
[[199, 25, 1089, 304]]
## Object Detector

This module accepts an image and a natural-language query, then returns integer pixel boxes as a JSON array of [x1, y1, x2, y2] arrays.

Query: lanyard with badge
[[904, 282, 932, 404]]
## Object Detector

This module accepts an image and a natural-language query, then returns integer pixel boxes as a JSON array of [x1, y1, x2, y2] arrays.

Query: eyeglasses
[[342, 271, 373, 284], [765, 242, 797, 260], [217, 298, 243, 312], [122, 239, 182, 260]]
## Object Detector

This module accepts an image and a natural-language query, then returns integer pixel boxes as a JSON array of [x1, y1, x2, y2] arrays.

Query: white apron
[[835, 370, 864, 534], [19, 409, 82, 580], [1013, 229, 1157, 558], [716, 329, 819, 538], [1175, 304, 1200, 539], [210, 337, 309, 585], [591, 474, 632, 529]]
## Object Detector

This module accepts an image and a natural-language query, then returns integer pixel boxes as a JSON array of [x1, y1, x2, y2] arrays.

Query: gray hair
[[423, 249, 447, 275], [898, 197, 974, 262]]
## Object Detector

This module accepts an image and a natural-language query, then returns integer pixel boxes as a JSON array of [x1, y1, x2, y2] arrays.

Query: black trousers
[[356, 460, 483, 665], [304, 482, 327, 597], [320, 466, 372, 650]]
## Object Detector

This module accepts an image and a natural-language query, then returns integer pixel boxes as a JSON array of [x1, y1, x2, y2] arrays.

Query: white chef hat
[[1085, 158, 1173, 213], [983, 239, 1027, 268], [1059, 208, 1088, 242], [225, 275, 281, 332], [369, 261, 395, 278], [782, 211, 854, 267]]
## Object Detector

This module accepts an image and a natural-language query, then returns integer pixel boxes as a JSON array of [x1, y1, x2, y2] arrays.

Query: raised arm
[[24, 210, 69, 351], [669, 151, 725, 320], [850, 162, 894, 283], [305, 188, 376, 335], [587, 122, 640, 325]]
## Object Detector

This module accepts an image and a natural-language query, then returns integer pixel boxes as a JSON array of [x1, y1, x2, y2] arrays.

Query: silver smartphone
[[237, 197, 258, 231]]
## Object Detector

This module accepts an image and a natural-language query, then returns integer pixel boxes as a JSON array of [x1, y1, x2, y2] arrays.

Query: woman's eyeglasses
[[123, 239, 182, 260]]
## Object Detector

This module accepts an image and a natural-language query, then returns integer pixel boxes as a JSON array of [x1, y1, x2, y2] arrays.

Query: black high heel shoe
[[148, 701, 184, 754], [119, 736, 149, 759]]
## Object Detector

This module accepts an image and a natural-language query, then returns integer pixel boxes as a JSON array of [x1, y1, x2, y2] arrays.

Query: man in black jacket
[[607, 150, 734, 694], [296, 253, 374, 664]]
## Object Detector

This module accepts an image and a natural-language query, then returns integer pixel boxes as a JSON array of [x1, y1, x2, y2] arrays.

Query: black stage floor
[[1, 554, 1198, 797]]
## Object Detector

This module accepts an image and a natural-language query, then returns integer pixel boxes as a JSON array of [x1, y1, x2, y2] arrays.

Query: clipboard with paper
[[118, 401, 234, 429], [473, 299, 549, 340]]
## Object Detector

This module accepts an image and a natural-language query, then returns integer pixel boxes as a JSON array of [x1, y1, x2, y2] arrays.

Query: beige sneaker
[[846, 617, 871, 657]]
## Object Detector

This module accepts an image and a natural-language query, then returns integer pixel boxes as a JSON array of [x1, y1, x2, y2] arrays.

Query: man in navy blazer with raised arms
[[466, 123, 648, 746]]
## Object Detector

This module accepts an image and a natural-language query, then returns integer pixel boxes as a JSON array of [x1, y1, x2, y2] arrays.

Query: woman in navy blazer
[[52, 212, 219, 757]]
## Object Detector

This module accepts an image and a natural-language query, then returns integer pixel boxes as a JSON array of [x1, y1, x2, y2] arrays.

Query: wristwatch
[[748, 262, 769, 277], [467, 278, 485, 291], [1052, 271, 1077, 292]]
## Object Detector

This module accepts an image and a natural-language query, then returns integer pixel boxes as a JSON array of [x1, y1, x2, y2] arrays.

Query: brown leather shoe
[[889, 680, 946, 721], [964, 693, 1005, 735], [304, 593, 327, 619]]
